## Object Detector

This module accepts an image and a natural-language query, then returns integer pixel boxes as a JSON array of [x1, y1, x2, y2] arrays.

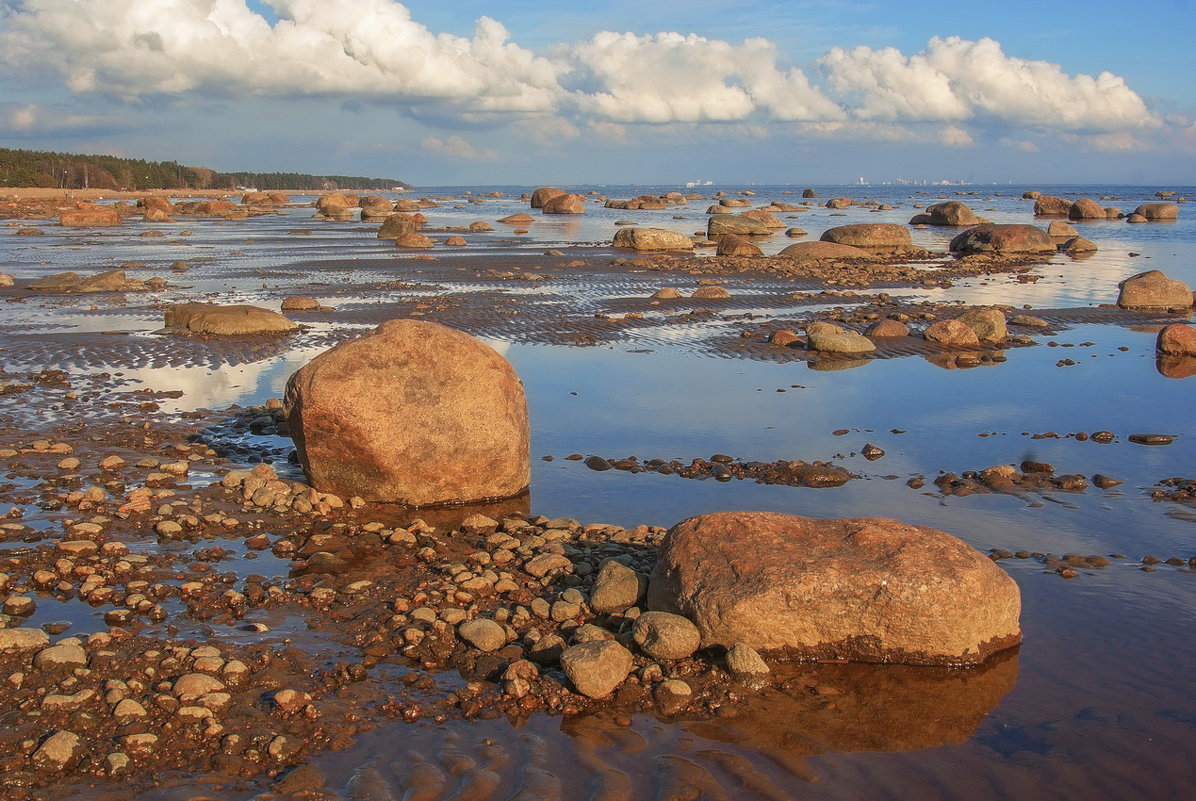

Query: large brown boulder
[[530, 187, 566, 209], [1157, 324, 1196, 356], [820, 223, 912, 252], [164, 304, 299, 336], [716, 233, 762, 257], [921, 201, 983, 226], [1117, 270, 1193, 310], [949, 224, 1054, 254], [358, 196, 394, 218], [140, 196, 174, 215], [923, 319, 980, 346], [612, 228, 693, 252], [805, 322, 876, 354], [740, 209, 785, 228], [60, 207, 121, 227], [242, 192, 273, 205], [954, 308, 1007, 342], [647, 511, 1021, 666], [377, 213, 419, 240], [825, 197, 852, 209], [316, 193, 354, 210], [708, 215, 769, 237], [284, 320, 530, 505], [1132, 203, 1178, 221], [541, 193, 586, 214], [1033, 195, 1070, 216], [779, 241, 876, 261], [1068, 198, 1105, 220]]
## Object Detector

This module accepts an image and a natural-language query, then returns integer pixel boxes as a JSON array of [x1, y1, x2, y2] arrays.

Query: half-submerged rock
[[820, 223, 922, 256], [1117, 270, 1193, 310], [164, 304, 298, 336], [612, 227, 693, 252], [647, 511, 1021, 666], [285, 320, 530, 506], [949, 224, 1054, 255]]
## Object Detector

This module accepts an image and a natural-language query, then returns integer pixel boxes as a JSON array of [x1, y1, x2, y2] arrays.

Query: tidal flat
[[0, 184, 1193, 800]]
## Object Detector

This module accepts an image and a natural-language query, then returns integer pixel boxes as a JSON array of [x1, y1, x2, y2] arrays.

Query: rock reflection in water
[[1156, 355, 1196, 379], [925, 350, 1005, 370], [674, 649, 1019, 757], [292, 648, 1018, 801], [807, 358, 871, 372]]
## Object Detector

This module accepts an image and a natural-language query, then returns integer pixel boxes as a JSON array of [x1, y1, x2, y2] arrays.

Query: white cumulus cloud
[[0, 2, 1167, 146], [821, 36, 1158, 132], [0, 0, 561, 112], [566, 31, 842, 123], [0, 102, 115, 136]]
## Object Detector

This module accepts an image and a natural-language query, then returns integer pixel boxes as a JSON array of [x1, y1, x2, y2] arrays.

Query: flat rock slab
[[648, 511, 1021, 666]]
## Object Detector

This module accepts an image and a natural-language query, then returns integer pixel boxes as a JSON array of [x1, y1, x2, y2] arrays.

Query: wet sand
[[0, 185, 1194, 800]]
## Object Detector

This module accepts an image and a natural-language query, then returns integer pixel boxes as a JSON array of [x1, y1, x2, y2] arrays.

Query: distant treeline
[[0, 147, 407, 191]]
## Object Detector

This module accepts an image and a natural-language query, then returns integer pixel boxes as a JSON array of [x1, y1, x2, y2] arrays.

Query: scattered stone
[[0, 628, 49, 653], [924, 319, 981, 346], [589, 560, 646, 614], [726, 643, 770, 676], [865, 319, 909, 338], [632, 611, 701, 660], [716, 233, 762, 256], [458, 619, 507, 652], [31, 731, 82, 772], [560, 640, 633, 698], [691, 285, 731, 299], [805, 321, 876, 354], [955, 308, 1007, 342]]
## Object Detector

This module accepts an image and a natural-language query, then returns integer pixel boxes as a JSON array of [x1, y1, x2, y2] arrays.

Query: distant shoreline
[[0, 187, 334, 201]]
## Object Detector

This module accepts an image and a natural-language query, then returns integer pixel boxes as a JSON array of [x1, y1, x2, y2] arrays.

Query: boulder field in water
[[284, 320, 530, 506], [647, 511, 1021, 666]]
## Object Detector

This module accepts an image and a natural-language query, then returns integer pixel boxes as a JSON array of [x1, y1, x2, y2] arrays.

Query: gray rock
[[726, 643, 770, 675], [32, 731, 82, 772], [0, 627, 49, 653], [524, 553, 571, 578], [805, 322, 876, 354], [457, 619, 506, 652], [632, 611, 701, 660], [560, 640, 634, 698], [529, 633, 566, 665], [954, 308, 1007, 342], [33, 642, 87, 670], [589, 560, 646, 614]]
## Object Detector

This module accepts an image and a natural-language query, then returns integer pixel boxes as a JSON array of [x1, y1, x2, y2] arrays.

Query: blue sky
[[0, 0, 1192, 185]]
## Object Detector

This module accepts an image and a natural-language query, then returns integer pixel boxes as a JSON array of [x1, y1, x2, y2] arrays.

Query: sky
[[0, 0, 1193, 186]]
